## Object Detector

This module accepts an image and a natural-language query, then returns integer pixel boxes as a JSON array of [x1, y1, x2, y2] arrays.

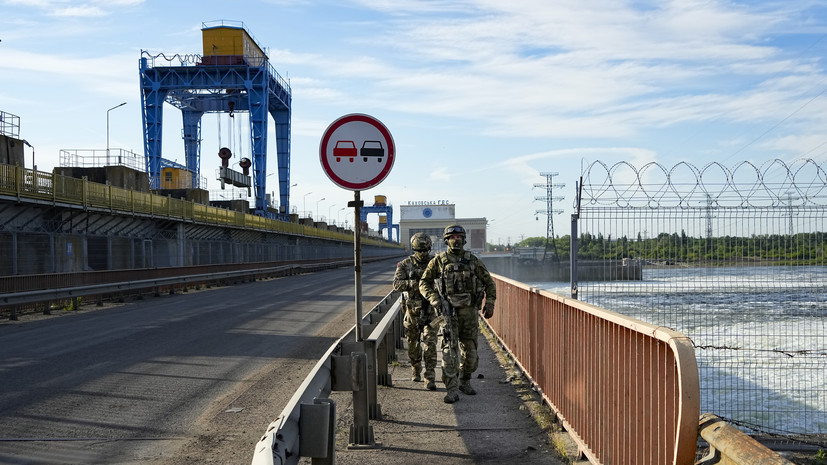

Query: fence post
[[337, 349, 374, 447], [342, 338, 382, 424], [570, 212, 578, 299]]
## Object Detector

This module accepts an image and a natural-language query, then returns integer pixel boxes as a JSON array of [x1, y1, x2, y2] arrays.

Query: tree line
[[495, 231, 827, 263]]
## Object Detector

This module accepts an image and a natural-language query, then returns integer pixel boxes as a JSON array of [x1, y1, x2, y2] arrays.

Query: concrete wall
[[53, 166, 150, 193], [481, 256, 642, 283], [1, 218, 401, 276]]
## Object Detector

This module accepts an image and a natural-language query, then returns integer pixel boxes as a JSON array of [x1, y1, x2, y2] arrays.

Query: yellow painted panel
[[202, 26, 264, 59]]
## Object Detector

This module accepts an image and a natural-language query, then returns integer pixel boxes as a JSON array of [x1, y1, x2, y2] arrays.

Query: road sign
[[320, 113, 395, 190]]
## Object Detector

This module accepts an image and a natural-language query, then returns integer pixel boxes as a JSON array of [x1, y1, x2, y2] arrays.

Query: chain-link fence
[[575, 159, 827, 445]]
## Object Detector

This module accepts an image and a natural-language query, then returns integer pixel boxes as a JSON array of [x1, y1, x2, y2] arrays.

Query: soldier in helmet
[[419, 224, 496, 403], [393, 232, 439, 390]]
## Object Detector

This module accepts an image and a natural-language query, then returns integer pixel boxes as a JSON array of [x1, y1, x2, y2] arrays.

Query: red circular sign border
[[319, 113, 395, 191]]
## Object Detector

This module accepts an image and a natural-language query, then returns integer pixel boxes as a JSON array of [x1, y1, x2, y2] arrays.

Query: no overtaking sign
[[319, 113, 395, 191]]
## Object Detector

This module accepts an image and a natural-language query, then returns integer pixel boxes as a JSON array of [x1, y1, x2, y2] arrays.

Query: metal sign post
[[319, 113, 395, 343], [350, 190, 364, 341]]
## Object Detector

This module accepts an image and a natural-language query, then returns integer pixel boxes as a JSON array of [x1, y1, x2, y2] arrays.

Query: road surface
[[0, 260, 395, 464]]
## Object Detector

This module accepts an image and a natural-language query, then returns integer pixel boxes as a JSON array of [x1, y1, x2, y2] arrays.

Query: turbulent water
[[531, 266, 827, 437]]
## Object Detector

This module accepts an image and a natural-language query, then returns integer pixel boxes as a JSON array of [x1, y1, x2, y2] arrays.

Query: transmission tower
[[785, 191, 799, 237], [534, 172, 565, 262]]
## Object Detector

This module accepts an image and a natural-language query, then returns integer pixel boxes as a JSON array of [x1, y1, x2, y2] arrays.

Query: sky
[[3, 0, 827, 245]]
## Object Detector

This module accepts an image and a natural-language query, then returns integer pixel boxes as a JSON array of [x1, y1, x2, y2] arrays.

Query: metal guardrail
[[1, 265, 308, 307], [0, 163, 400, 247], [485, 273, 700, 465], [0, 259, 364, 295], [0, 262, 357, 319], [697, 414, 794, 465], [251, 291, 402, 465]]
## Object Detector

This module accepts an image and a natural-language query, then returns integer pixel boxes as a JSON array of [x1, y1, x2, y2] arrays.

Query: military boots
[[459, 378, 477, 395], [443, 389, 459, 403], [411, 365, 422, 382]]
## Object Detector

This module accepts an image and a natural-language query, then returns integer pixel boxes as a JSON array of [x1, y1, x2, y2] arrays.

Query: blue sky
[[3, 0, 827, 244]]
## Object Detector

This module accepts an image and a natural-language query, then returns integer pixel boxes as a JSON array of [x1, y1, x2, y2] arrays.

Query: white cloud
[[52, 5, 105, 17], [271, 0, 827, 150], [0, 48, 135, 87], [429, 166, 451, 182], [4, 0, 144, 17]]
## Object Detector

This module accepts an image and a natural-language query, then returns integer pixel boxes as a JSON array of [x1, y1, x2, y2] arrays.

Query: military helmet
[[443, 224, 466, 241], [410, 232, 432, 252]]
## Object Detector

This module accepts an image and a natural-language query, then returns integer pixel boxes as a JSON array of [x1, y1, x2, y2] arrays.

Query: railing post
[[15, 164, 22, 199], [342, 338, 381, 422], [82, 176, 88, 210], [332, 349, 375, 447]]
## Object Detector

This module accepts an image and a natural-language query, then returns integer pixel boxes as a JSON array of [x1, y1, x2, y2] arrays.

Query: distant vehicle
[[334, 140, 357, 162], [360, 141, 384, 162]]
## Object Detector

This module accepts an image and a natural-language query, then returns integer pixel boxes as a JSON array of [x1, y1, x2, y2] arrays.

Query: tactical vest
[[401, 255, 430, 309], [437, 251, 480, 308]]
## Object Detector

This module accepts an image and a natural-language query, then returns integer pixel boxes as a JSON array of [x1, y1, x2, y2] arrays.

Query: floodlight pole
[[106, 102, 127, 165]]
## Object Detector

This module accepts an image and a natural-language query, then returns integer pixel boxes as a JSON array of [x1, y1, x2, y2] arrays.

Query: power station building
[[399, 201, 487, 253]]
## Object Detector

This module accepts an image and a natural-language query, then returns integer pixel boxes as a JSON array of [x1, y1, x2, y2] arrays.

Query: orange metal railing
[[486, 274, 700, 465]]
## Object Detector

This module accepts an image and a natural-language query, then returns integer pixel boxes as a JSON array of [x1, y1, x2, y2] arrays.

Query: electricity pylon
[[534, 172, 565, 262]]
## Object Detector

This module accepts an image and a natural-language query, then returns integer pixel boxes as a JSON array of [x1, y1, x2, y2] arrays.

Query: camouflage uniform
[[420, 225, 496, 403], [393, 236, 439, 389]]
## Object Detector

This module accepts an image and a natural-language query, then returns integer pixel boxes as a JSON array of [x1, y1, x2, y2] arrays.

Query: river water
[[529, 265, 827, 437]]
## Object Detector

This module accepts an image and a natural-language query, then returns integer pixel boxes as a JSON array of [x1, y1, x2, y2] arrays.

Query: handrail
[[251, 292, 402, 465], [140, 49, 291, 95], [485, 273, 700, 465]]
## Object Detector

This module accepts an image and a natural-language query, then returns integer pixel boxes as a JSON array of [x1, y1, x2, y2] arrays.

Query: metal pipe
[[697, 414, 795, 465]]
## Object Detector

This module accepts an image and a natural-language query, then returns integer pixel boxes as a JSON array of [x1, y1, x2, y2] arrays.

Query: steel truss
[[139, 52, 292, 217]]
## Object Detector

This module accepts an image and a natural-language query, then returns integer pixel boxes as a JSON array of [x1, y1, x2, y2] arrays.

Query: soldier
[[419, 224, 496, 403], [393, 232, 439, 390]]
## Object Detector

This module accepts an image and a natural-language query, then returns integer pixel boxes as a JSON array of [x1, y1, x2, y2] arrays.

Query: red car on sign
[[334, 140, 357, 162]]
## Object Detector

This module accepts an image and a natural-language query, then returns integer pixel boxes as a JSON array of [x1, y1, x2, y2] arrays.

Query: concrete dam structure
[[480, 254, 642, 284]]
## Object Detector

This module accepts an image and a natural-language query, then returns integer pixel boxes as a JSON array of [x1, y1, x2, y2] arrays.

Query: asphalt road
[[0, 259, 396, 464]]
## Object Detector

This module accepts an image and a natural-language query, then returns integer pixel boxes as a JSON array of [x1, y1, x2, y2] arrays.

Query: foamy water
[[531, 266, 827, 436]]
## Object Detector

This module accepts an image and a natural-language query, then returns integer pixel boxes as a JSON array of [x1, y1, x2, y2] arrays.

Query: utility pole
[[534, 172, 565, 262]]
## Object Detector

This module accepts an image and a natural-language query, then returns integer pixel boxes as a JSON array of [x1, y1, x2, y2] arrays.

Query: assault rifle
[[430, 277, 455, 343]]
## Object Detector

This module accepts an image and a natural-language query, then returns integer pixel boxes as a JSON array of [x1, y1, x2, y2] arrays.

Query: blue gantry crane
[[360, 195, 398, 242], [139, 20, 291, 217]]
